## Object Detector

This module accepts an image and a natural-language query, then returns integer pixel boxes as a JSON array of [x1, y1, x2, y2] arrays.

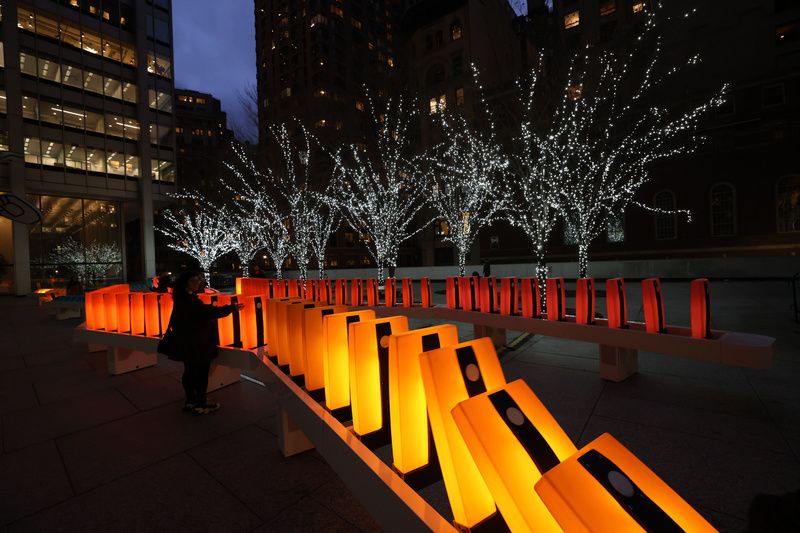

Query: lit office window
[[455, 87, 465, 106], [0, 90, 6, 114], [147, 53, 172, 78], [600, 1, 616, 16], [632, 1, 645, 14], [151, 158, 175, 182], [564, 11, 580, 29], [330, 5, 344, 17], [429, 94, 446, 114], [435, 219, 450, 236], [451, 19, 462, 41], [16, 7, 136, 66], [148, 88, 173, 112]]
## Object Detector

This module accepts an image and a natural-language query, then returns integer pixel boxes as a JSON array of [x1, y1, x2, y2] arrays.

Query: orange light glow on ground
[[418, 337, 507, 529], [452, 379, 577, 532], [388, 324, 459, 477], [535, 432, 715, 532]]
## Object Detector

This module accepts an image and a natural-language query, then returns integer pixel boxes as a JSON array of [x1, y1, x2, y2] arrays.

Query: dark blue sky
[[173, 1, 257, 143], [171, 1, 531, 144]]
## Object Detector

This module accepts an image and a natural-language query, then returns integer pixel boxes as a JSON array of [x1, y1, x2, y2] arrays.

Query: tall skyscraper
[[254, 0, 401, 147], [0, 0, 177, 295]]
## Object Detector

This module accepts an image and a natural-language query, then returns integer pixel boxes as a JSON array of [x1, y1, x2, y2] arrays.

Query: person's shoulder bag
[[157, 314, 182, 361]]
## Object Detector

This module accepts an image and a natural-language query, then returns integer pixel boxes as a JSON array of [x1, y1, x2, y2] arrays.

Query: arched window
[[451, 19, 462, 41], [654, 190, 677, 239], [710, 183, 736, 236], [777, 175, 800, 232], [425, 64, 445, 86]]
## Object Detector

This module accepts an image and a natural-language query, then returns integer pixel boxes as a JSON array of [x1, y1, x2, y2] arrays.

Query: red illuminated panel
[[350, 279, 364, 306], [384, 278, 396, 307], [102, 292, 119, 332], [159, 293, 173, 336], [143, 293, 162, 337], [303, 305, 348, 392], [129, 292, 146, 335], [446, 277, 460, 309], [642, 278, 666, 333], [459, 276, 480, 311], [691, 278, 711, 339], [401, 278, 414, 307], [318, 279, 331, 304], [452, 379, 577, 532], [287, 279, 300, 297], [546, 278, 566, 321], [388, 324, 459, 480], [322, 310, 376, 411], [500, 277, 519, 316], [420, 277, 432, 308], [114, 293, 131, 333], [334, 279, 348, 305], [366, 278, 380, 306], [479, 277, 499, 314], [575, 278, 596, 325], [520, 278, 542, 319], [535, 433, 715, 532], [419, 337, 507, 529], [214, 295, 236, 346], [605, 278, 628, 329]]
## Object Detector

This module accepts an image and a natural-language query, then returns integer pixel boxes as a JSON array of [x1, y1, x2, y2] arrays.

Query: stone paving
[[0, 280, 799, 532]]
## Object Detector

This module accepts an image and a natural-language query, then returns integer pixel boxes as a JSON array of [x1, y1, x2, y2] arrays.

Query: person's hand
[[235, 303, 245, 310]]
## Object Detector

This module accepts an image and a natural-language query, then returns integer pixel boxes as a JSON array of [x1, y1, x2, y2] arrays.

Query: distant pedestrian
[[482, 260, 491, 277], [251, 264, 266, 278], [170, 271, 243, 416]]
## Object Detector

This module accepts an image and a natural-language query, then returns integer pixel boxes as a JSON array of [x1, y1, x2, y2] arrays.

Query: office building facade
[[0, 0, 177, 294]]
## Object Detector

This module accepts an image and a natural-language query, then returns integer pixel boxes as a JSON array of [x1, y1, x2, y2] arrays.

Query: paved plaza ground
[[1, 280, 799, 531]]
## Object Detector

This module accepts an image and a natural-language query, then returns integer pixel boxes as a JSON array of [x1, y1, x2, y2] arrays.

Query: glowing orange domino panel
[[642, 278, 667, 333], [322, 310, 376, 411], [143, 293, 163, 337], [401, 278, 414, 307], [288, 301, 320, 376], [265, 297, 302, 357], [334, 279, 347, 306], [240, 295, 268, 349], [129, 292, 145, 335], [388, 324, 459, 478], [159, 293, 173, 336], [114, 293, 132, 333], [350, 279, 364, 306], [103, 292, 120, 332], [535, 432, 715, 532], [366, 279, 380, 306], [445, 277, 460, 309], [605, 278, 628, 329], [349, 316, 409, 442], [452, 379, 577, 533], [690, 278, 711, 339], [420, 277, 432, 308], [418, 337, 507, 529], [277, 300, 313, 367], [303, 305, 348, 392]]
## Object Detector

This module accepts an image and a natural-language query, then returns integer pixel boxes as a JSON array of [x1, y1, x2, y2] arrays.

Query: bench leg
[[473, 324, 507, 348], [599, 345, 638, 382], [207, 363, 241, 392], [278, 405, 314, 457], [107, 346, 157, 375]]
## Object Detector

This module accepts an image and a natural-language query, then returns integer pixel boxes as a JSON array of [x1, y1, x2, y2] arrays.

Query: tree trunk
[[377, 261, 385, 286], [535, 254, 548, 313], [457, 247, 467, 277], [577, 242, 589, 279], [275, 266, 282, 280]]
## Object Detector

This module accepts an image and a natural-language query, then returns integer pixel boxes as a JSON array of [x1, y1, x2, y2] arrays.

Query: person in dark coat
[[171, 271, 243, 415]]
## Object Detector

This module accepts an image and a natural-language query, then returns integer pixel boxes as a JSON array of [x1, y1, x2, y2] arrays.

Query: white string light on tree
[[333, 90, 431, 284], [427, 68, 510, 276], [157, 192, 236, 277]]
